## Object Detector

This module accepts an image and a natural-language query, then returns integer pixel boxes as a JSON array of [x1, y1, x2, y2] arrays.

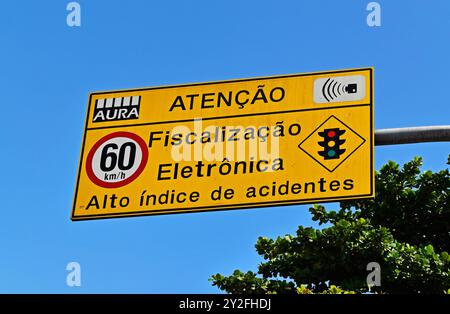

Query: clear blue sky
[[0, 0, 448, 293]]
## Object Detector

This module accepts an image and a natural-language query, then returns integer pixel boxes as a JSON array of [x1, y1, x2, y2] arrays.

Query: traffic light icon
[[318, 128, 346, 160]]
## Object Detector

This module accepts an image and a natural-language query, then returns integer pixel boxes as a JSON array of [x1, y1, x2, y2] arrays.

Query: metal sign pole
[[375, 126, 450, 146]]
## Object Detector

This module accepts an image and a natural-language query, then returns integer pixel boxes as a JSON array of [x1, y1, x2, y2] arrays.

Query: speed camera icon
[[314, 75, 366, 103]]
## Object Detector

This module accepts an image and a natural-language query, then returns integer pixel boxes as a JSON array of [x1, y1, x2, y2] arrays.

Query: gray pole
[[375, 126, 450, 146]]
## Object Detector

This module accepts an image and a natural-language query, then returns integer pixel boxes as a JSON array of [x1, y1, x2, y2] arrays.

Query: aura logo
[[318, 128, 346, 160], [92, 96, 141, 123], [313, 75, 366, 104], [298, 116, 365, 172]]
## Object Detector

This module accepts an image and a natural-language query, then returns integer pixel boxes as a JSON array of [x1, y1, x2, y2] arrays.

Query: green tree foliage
[[211, 156, 450, 294]]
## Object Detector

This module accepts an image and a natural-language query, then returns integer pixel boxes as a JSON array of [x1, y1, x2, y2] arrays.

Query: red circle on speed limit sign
[[86, 132, 148, 188]]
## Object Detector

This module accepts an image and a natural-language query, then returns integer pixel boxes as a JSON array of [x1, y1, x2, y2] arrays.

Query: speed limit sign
[[85, 132, 148, 188]]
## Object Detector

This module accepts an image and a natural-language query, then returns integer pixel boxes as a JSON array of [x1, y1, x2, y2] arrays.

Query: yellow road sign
[[72, 68, 374, 221]]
